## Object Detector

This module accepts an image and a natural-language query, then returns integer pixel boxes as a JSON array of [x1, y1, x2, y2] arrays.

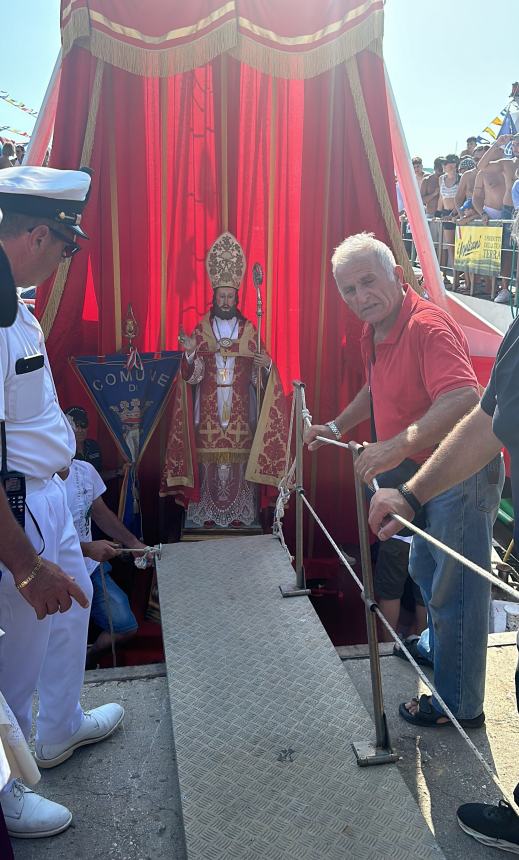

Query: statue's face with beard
[[212, 287, 238, 320]]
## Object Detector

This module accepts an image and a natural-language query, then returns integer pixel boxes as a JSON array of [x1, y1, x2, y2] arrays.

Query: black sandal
[[399, 694, 485, 728]]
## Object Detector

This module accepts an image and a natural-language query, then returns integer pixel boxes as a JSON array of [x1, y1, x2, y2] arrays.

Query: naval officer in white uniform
[[0, 167, 124, 839]]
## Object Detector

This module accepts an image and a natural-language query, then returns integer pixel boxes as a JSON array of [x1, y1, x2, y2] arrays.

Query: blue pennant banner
[[72, 352, 181, 464], [72, 352, 181, 532]]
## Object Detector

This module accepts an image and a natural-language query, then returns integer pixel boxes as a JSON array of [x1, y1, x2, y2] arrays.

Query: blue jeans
[[409, 458, 504, 719], [90, 564, 138, 634]]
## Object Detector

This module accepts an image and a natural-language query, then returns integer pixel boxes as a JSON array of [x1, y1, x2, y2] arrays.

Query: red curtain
[[37, 0, 396, 554]]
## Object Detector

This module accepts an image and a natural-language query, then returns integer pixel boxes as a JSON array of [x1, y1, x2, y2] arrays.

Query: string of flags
[[0, 126, 31, 140], [0, 90, 38, 118], [478, 84, 519, 155]]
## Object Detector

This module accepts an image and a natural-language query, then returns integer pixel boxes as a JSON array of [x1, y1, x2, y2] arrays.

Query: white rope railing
[[299, 491, 519, 814], [273, 393, 296, 561], [273, 386, 519, 814]]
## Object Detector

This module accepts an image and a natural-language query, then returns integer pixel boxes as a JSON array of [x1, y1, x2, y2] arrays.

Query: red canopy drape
[[37, 0, 414, 554]]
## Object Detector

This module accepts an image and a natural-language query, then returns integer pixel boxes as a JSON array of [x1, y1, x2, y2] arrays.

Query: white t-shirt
[[63, 459, 106, 576], [0, 302, 75, 477]]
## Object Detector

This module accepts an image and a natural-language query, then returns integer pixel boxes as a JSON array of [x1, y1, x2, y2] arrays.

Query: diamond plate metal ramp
[[157, 535, 444, 860]]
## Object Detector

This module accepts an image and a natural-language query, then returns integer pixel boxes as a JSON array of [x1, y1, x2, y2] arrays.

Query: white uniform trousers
[[0, 476, 93, 745]]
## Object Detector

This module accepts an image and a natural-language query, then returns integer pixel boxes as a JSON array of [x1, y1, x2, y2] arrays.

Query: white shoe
[[494, 288, 511, 304], [35, 702, 124, 768], [1, 780, 72, 838]]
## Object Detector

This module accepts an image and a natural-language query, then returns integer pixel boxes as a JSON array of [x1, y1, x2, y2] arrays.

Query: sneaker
[[1, 780, 72, 838], [494, 288, 511, 304], [35, 702, 124, 768], [457, 800, 519, 853]]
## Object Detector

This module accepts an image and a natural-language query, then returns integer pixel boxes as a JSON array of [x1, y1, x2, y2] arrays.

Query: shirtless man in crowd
[[421, 157, 444, 216], [473, 133, 519, 219], [455, 145, 490, 224], [473, 134, 519, 302]]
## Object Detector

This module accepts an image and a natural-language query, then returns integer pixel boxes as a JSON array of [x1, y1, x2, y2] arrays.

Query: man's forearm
[[391, 386, 479, 461], [334, 385, 370, 436], [409, 404, 502, 504], [93, 503, 143, 548]]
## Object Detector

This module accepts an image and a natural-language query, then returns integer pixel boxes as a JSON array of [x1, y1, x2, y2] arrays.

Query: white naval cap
[[0, 166, 92, 239]]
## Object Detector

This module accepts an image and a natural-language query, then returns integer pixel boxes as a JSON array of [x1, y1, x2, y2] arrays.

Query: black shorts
[[374, 538, 424, 604]]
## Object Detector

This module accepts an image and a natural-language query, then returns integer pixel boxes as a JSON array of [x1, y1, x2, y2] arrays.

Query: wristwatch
[[396, 483, 422, 515], [325, 420, 342, 441]]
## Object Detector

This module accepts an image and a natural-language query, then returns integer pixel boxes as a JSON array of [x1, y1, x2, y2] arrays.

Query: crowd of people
[[0, 143, 25, 168], [399, 133, 519, 303]]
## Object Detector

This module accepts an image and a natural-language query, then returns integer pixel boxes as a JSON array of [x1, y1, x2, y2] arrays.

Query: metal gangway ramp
[[157, 534, 444, 860]]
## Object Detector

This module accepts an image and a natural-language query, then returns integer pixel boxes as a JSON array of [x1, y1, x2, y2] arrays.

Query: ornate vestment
[[160, 313, 288, 526]]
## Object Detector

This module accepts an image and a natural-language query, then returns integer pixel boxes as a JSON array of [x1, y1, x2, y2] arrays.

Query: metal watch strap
[[397, 483, 422, 515], [325, 420, 342, 441]]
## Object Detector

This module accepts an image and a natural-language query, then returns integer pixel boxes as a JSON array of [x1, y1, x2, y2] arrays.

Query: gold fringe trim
[[61, 7, 91, 59], [197, 449, 249, 465], [41, 57, 104, 339], [230, 10, 383, 80], [345, 57, 422, 294], [63, 12, 238, 76], [61, 6, 382, 79]]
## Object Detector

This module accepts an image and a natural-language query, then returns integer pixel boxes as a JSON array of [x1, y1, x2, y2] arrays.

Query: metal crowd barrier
[[401, 216, 518, 301], [277, 381, 519, 810]]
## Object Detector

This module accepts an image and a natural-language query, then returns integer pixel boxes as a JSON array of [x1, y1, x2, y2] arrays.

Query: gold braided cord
[[307, 68, 336, 558], [40, 58, 104, 339], [265, 77, 277, 353], [108, 67, 122, 352], [160, 77, 168, 350], [61, 4, 383, 80], [220, 53, 229, 232], [344, 56, 422, 294]]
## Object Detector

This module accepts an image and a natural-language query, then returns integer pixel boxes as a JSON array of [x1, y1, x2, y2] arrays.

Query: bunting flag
[[0, 91, 38, 117], [478, 101, 519, 146], [0, 127, 31, 139], [71, 351, 182, 530]]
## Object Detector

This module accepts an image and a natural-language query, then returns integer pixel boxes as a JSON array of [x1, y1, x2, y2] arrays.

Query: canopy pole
[[384, 63, 447, 309], [25, 50, 62, 167]]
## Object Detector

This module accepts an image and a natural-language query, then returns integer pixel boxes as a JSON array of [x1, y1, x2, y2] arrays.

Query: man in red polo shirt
[[305, 232, 503, 728]]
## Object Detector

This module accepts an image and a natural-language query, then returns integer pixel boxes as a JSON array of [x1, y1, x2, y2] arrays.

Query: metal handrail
[[277, 383, 519, 809]]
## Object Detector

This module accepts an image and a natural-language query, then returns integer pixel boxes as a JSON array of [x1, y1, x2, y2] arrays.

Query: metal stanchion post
[[348, 442, 398, 766], [437, 219, 444, 280], [280, 381, 310, 598]]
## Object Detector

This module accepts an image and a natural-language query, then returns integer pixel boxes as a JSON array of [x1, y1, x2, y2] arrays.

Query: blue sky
[[0, 0, 517, 169]]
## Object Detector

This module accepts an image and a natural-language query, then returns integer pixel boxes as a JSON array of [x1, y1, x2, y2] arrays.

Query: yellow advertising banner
[[454, 224, 503, 277]]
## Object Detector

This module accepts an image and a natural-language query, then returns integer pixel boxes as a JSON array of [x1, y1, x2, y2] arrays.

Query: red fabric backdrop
[[37, 0, 397, 555]]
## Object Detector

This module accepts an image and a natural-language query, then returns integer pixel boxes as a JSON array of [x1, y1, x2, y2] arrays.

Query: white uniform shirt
[[63, 459, 106, 576], [0, 301, 75, 478]]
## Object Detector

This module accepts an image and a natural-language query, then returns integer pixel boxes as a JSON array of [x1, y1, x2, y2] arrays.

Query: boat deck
[[156, 535, 443, 860]]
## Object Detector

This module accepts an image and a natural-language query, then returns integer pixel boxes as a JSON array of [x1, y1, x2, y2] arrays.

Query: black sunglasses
[[28, 226, 81, 259]]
